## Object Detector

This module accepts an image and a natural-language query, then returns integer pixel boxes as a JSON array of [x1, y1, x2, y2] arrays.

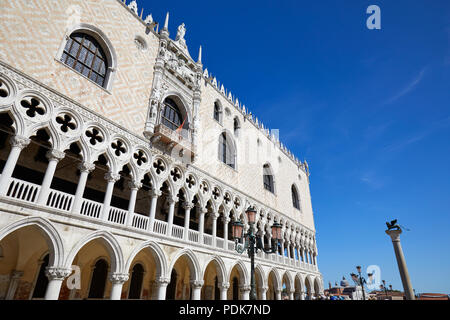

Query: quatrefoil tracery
[[186, 175, 196, 189], [212, 187, 220, 200], [56, 114, 77, 133], [85, 128, 103, 146], [153, 159, 165, 175], [133, 150, 147, 166], [111, 140, 126, 157], [21, 97, 45, 118], [170, 167, 182, 182]]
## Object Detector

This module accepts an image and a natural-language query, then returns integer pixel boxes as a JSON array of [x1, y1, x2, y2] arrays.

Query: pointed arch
[[227, 260, 249, 286], [64, 230, 124, 274], [202, 255, 227, 284], [167, 248, 201, 281], [124, 240, 168, 279], [0, 217, 65, 267]]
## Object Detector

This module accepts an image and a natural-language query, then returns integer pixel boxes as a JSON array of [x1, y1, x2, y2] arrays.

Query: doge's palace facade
[[0, 0, 323, 300]]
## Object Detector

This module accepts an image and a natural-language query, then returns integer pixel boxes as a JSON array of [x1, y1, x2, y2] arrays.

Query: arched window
[[61, 32, 108, 87], [88, 259, 108, 299], [219, 132, 236, 169], [292, 185, 300, 210], [263, 164, 274, 193], [128, 263, 144, 299], [161, 98, 183, 131], [213, 101, 222, 123], [233, 117, 240, 137]]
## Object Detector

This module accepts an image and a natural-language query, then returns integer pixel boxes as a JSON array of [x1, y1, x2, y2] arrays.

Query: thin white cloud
[[384, 67, 427, 105]]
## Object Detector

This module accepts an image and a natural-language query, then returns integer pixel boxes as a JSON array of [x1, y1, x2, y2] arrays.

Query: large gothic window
[[292, 185, 300, 210], [61, 32, 108, 87], [213, 101, 222, 123], [219, 132, 235, 169], [263, 164, 274, 193], [161, 98, 183, 131]]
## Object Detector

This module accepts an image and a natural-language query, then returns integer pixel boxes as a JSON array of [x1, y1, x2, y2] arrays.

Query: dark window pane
[[64, 38, 73, 52], [78, 47, 88, 63], [93, 57, 102, 72], [99, 62, 106, 76], [60, 52, 68, 64], [66, 55, 75, 67], [82, 65, 90, 77], [74, 62, 83, 72], [69, 41, 80, 56], [96, 76, 104, 86], [89, 72, 98, 82], [85, 51, 94, 67]]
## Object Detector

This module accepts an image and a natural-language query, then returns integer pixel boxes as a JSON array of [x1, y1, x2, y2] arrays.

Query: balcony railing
[[0, 176, 318, 272]]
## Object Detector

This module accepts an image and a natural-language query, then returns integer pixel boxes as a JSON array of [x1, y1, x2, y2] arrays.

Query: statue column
[[126, 180, 142, 226], [101, 172, 121, 221], [37, 149, 65, 205], [386, 229, 415, 300], [109, 272, 129, 300], [166, 197, 176, 236], [44, 267, 72, 300], [0, 136, 30, 196], [148, 189, 161, 232], [152, 277, 169, 300], [183, 202, 194, 240], [219, 282, 230, 300], [190, 280, 204, 300], [71, 162, 95, 214]]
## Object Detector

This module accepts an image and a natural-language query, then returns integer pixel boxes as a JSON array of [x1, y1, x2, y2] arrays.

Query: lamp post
[[350, 266, 373, 300], [380, 280, 388, 300], [232, 206, 282, 300]]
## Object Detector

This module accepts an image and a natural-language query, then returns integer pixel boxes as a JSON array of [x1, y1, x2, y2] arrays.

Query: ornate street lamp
[[232, 206, 282, 300], [350, 266, 373, 300], [380, 280, 389, 300]]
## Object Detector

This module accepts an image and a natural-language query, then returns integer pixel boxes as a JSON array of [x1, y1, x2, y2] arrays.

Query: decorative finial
[[163, 12, 169, 30], [198, 45, 202, 63]]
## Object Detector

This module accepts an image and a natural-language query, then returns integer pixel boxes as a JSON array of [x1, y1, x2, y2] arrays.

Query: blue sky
[[138, 0, 450, 293]]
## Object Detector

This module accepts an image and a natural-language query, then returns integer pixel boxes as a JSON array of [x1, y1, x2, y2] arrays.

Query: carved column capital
[[45, 267, 72, 281], [46, 149, 65, 162], [182, 202, 194, 210], [150, 189, 162, 198], [218, 282, 230, 290], [128, 180, 142, 190], [109, 272, 129, 284], [77, 161, 95, 173], [9, 135, 30, 149], [154, 276, 170, 286], [104, 172, 121, 183], [190, 280, 204, 288], [239, 285, 251, 293]]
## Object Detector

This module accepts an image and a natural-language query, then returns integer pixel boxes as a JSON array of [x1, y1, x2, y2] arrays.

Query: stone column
[[275, 289, 282, 300], [109, 272, 129, 300], [222, 216, 230, 249], [152, 277, 169, 300], [190, 280, 204, 300], [37, 149, 65, 205], [101, 172, 121, 221], [166, 197, 176, 236], [300, 290, 306, 300], [199, 207, 207, 244], [0, 136, 30, 196], [44, 267, 72, 300], [71, 162, 95, 214], [211, 212, 219, 247], [259, 286, 268, 300], [183, 202, 194, 241], [386, 229, 415, 300], [148, 190, 161, 232], [286, 241, 291, 259], [219, 282, 229, 300], [5, 270, 23, 300], [240, 285, 251, 300], [125, 180, 142, 226]]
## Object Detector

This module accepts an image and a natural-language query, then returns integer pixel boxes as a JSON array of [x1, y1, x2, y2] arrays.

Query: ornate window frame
[[55, 23, 117, 92]]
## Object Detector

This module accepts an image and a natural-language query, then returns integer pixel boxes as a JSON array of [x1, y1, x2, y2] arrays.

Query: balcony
[[153, 124, 194, 156], [1, 175, 318, 273]]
